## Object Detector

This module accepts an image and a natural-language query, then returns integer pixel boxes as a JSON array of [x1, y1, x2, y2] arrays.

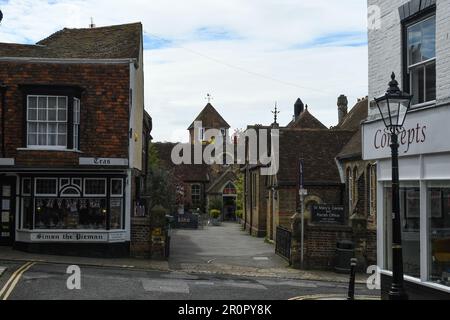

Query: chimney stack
[[337, 94, 348, 124], [294, 98, 304, 120]]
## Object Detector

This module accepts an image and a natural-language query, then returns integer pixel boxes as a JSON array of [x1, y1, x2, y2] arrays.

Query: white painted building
[[363, 0, 450, 298]]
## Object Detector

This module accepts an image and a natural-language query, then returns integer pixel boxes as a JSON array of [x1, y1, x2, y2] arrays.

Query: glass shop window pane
[[111, 179, 123, 196], [79, 199, 107, 230], [428, 185, 450, 287], [85, 179, 106, 195], [22, 179, 31, 195], [22, 197, 33, 229], [384, 184, 421, 277], [35, 179, 57, 195], [110, 199, 123, 230]]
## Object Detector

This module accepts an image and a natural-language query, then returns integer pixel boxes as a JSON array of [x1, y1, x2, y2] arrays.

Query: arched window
[[60, 186, 81, 197], [347, 167, 353, 213], [353, 167, 359, 207], [223, 182, 237, 195]]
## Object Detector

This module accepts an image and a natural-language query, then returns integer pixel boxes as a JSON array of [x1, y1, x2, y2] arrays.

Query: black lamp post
[[0, 9, 3, 24], [374, 72, 413, 300]]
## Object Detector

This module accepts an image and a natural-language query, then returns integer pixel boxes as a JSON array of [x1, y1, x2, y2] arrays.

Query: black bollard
[[347, 258, 357, 300]]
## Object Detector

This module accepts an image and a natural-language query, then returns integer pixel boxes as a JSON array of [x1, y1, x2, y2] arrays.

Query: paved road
[[0, 260, 378, 300], [170, 222, 288, 270]]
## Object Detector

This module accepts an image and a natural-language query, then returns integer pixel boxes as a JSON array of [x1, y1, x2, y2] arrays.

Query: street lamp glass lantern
[[375, 72, 413, 131]]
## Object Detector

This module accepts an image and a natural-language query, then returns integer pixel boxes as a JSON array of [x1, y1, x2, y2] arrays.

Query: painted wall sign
[[79, 158, 129, 166], [311, 205, 345, 225], [28, 231, 127, 243], [363, 106, 450, 160]]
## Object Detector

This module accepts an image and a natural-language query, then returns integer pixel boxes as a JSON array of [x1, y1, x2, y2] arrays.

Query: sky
[[0, 0, 369, 143]]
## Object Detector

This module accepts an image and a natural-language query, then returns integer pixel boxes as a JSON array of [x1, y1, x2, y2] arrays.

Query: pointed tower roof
[[188, 103, 230, 130], [289, 107, 327, 130]]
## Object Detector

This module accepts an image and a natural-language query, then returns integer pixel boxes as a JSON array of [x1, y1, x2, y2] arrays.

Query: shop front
[[1, 171, 131, 258], [363, 105, 450, 299]]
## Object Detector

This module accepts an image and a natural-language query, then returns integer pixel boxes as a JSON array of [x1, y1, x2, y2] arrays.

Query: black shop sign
[[311, 205, 345, 225]]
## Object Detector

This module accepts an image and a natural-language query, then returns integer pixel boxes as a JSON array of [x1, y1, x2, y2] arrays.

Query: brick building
[[154, 102, 239, 220], [0, 23, 151, 257], [242, 96, 374, 270]]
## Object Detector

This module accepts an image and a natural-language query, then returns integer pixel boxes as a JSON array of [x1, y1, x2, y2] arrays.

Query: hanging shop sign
[[311, 205, 345, 225], [79, 157, 129, 166]]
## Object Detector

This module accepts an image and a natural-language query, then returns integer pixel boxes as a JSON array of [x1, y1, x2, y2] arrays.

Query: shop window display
[[428, 183, 450, 287], [20, 177, 124, 231], [384, 183, 421, 278]]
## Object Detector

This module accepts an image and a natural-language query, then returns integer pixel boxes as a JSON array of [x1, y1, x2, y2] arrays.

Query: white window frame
[[34, 178, 58, 197], [73, 98, 81, 150], [406, 15, 437, 107], [83, 178, 107, 197], [26, 95, 68, 150]]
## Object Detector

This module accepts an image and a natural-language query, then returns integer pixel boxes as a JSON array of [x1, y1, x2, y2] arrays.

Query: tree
[[144, 144, 177, 213]]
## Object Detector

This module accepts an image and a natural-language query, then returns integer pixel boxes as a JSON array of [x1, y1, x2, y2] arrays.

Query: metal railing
[[275, 226, 292, 263]]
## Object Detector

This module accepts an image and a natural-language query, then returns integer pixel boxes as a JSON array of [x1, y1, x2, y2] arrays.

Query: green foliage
[[235, 209, 243, 219], [150, 205, 169, 228], [208, 198, 223, 211], [235, 173, 244, 211], [209, 209, 221, 219], [148, 143, 161, 169], [145, 143, 176, 212]]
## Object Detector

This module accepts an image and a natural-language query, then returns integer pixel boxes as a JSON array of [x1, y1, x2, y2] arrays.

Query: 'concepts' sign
[[362, 106, 450, 160]]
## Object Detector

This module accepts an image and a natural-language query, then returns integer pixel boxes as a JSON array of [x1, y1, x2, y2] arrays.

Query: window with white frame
[[198, 128, 205, 142], [73, 98, 80, 150], [191, 184, 201, 208], [27, 96, 67, 148], [406, 14, 436, 106]]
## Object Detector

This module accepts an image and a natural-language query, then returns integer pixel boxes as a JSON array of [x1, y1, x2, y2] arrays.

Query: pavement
[[0, 222, 369, 285]]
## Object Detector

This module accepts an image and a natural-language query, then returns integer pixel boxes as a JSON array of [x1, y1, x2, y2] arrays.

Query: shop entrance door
[[0, 177, 15, 246]]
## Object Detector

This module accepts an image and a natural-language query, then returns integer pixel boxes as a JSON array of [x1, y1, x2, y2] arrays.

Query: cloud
[[0, 0, 368, 142]]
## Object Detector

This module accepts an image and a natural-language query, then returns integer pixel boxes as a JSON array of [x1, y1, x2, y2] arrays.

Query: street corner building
[[0, 22, 152, 257], [364, 0, 450, 299], [242, 96, 376, 271]]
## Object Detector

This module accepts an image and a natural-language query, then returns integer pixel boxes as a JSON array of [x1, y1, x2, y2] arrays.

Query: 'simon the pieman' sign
[[311, 205, 345, 225]]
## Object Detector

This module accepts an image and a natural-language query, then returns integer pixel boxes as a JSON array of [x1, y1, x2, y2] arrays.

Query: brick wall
[[0, 61, 130, 166], [130, 216, 151, 258]]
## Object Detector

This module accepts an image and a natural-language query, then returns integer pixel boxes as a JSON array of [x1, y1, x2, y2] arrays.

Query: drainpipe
[[0, 83, 7, 158]]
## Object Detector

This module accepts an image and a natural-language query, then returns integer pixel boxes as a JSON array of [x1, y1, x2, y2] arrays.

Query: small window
[[35, 178, 57, 196], [199, 128, 205, 142], [84, 179, 107, 196], [191, 184, 201, 207], [111, 179, 123, 197]]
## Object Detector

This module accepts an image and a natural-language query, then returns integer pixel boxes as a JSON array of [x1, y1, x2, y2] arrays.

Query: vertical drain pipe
[[0, 83, 7, 158]]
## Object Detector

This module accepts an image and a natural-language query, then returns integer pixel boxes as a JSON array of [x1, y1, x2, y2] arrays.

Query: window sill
[[410, 100, 436, 110], [17, 148, 83, 153]]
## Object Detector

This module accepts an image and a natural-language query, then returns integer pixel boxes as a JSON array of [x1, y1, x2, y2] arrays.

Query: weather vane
[[205, 93, 213, 104], [272, 102, 280, 124]]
